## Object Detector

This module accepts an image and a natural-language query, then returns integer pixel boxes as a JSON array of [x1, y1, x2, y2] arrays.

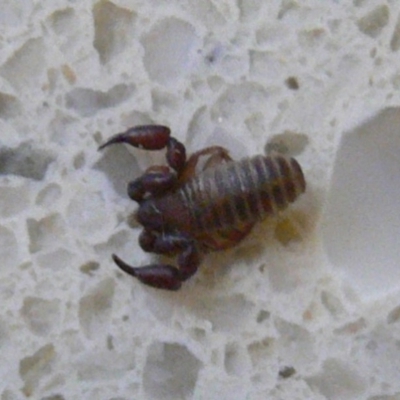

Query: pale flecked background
[[1, 1, 400, 399]]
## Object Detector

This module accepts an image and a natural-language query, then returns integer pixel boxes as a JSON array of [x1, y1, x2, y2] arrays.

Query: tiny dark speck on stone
[[205, 45, 223, 64], [279, 365, 296, 378], [285, 77, 300, 90], [80, 261, 100, 275], [41, 395, 65, 400]]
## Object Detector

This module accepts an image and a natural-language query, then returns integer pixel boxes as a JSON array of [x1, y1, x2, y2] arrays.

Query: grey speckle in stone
[[0, 142, 54, 181], [65, 84, 136, 117], [143, 342, 202, 400]]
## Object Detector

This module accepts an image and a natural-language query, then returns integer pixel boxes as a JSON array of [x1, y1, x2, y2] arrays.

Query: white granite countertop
[[1, 1, 400, 399]]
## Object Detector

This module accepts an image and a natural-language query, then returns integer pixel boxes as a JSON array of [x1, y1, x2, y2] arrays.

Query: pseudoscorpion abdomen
[[181, 154, 306, 231]]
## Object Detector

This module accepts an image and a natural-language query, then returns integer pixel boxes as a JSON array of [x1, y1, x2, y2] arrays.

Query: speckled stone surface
[[1, 1, 400, 399]]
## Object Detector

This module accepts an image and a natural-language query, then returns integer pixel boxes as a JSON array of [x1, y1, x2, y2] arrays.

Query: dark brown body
[[152, 154, 305, 251], [100, 125, 306, 290]]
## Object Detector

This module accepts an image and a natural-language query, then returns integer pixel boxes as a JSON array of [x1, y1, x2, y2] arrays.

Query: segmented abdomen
[[180, 154, 306, 232]]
